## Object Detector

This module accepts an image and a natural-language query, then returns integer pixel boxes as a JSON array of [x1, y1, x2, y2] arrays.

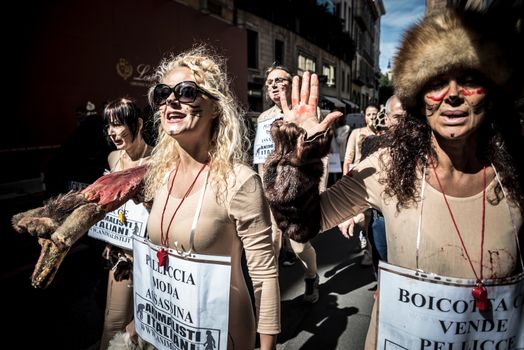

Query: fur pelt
[[393, 9, 512, 111], [107, 332, 155, 350], [263, 119, 332, 243], [11, 165, 147, 288]]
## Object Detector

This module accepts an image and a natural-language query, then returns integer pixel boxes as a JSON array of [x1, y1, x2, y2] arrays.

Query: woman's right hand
[[125, 319, 138, 344], [338, 218, 356, 239], [102, 245, 111, 260], [280, 72, 342, 137]]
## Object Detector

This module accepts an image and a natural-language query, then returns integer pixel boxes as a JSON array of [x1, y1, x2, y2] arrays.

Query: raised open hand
[[279, 72, 342, 136]]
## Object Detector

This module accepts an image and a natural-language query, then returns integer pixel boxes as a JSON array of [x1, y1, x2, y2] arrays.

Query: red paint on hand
[[297, 105, 308, 114]]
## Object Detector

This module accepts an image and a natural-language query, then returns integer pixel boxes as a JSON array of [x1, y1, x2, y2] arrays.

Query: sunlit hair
[[144, 46, 249, 203], [102, 98, 141, 144], [364, 105, 379, 114], [264, 63, 292, 81], [264, 64, 292, 101], [384, 95, 398, 115]]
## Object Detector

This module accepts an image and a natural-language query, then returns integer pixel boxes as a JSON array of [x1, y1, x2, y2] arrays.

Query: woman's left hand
[[279, 72, 342, 137]]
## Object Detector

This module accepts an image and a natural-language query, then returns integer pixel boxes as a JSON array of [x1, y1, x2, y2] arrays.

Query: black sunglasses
[[153, 81, 218, 106]]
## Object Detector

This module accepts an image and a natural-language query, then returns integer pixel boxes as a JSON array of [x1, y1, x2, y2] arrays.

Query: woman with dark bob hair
[[97, 98, 152, 350], [263, 9, 523, 349]]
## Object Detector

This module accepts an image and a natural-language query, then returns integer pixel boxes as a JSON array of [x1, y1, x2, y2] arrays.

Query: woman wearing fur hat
[[263, 9, 523, 349]]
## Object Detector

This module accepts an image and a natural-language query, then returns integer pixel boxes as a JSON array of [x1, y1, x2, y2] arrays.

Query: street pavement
[[3, 194, 376, 350], [273, 228, 376, 350]]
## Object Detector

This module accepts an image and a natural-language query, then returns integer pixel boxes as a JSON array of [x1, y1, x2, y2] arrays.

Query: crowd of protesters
[[13, 7, 524, 350]]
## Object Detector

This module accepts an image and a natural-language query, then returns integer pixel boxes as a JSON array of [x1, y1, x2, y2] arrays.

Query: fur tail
[[108, 332, 155, 350]]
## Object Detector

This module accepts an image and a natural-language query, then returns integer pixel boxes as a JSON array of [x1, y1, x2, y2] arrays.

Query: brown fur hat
[[392, 9, 513, 111]]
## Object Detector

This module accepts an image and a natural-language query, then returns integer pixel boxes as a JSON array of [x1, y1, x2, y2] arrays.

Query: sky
[[380, 0, 426, 72]]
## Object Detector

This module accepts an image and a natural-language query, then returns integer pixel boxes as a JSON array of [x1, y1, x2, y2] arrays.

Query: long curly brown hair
[[381, 91, 524, 215]]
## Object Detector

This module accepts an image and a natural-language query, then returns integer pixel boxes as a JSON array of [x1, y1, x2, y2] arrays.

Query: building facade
[[4, 0, 386, 198], [4, 0, 248, 197], [335, 0, 385, 111]]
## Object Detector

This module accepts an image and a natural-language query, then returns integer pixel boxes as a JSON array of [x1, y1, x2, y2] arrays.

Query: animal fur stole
[[263, 119, 332, 243]]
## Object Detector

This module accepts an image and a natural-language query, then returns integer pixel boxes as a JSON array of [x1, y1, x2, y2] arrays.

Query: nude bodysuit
[[147, 164, 280, 349]]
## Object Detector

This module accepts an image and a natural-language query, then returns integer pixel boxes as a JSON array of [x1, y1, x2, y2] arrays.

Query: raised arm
[[278, 72, 341, 136], [263, 72, 342, 243]]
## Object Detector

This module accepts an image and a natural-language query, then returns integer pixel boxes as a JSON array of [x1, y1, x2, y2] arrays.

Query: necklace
[[432, 162, 488, 311], [117, 143, 149, 225], [157, 160, 208, 267]]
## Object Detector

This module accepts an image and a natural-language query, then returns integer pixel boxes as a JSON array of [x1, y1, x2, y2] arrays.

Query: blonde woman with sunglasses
[[124, 46, 280, 350]]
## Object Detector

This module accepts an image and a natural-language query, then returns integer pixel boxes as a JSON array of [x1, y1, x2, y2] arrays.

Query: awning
[[342, 99, 359, 109], [322, 96, 345, 108]]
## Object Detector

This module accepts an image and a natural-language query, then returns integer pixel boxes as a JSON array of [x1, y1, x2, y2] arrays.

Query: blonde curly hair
[[144, 46, 249, 203]]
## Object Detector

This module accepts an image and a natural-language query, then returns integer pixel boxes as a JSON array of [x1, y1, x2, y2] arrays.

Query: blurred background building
[[3, 0, 521, 211], [2, 0, 386, 201], [1, 1, 521, 349]]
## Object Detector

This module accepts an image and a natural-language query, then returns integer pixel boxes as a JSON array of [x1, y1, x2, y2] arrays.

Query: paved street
[[275, 228, 376, 350], [3, 194, 376, 350]]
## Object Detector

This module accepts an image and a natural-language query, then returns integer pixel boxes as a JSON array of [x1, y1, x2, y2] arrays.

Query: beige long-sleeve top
[[320, 149, 523, 348], [147, 164, 280, 349], [325, 149, 522, 277], [335, 125, 350, 162], [344, 126, 375, 165]]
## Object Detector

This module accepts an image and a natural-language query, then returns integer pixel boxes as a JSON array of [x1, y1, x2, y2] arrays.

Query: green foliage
[[379, 72, 391, 87], [378, 72, 393, 105]]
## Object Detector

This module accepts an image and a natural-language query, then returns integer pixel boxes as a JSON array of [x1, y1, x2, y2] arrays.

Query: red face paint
[[427, 88, 449, 102], [459, 87, 485, 96], [460, 89, 473, 96]]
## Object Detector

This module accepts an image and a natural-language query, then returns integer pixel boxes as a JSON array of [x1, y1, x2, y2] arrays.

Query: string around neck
[[431, 161, 486, 283], [160, 160, 209, 248]]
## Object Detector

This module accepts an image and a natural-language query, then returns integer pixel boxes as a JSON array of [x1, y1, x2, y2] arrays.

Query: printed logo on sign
[[90, 211, 138, 244], [136, 295, 221, 350], [253, 114, 281, 164], [255, 144, 275, 156], [88, 200, 149, 249], [134, 238, 231, 350]]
